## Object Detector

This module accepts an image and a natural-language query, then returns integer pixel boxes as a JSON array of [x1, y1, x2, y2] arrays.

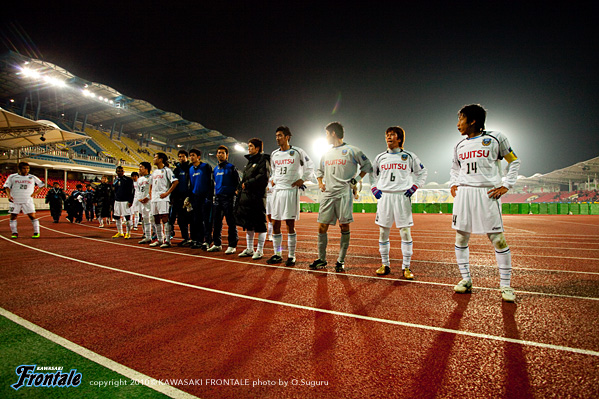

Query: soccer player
[[4, 162, 44, 238], [236, 138, 271, 260], [136, 162, 154, 244], [371, 126, 428, 278], [149, 152, 178, 248], [188, 149, 214, 250], [112, 166, 135, 239], [267, 126, 315, 266], [171, 150, 192, 246], [207, 145, 240, 254], [450, 104, 521, 302], [130, 172, 140, 229], [310, 122, 373, 272]]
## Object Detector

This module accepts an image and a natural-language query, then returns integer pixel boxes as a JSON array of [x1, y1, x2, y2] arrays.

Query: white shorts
[[151, 200, 170, 216], [131, 199, 144, 213], [266, 193, 273, 215], [9, 199, 35, 215], [271, 189, 300, 221], [113, 201, 131, 217], [375, 192, 413, 228], [452, 186, 503, 234], [317, 189, 354, 225]]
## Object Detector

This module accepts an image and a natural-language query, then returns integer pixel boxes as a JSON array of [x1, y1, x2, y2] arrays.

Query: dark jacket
[[113, 175, 134, 203], [93, 182, 113, 207], [235, 152, 270, 229], [45, 188, 66, 209]]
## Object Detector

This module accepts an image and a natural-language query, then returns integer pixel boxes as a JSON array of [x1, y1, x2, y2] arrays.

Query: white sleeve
[[411, 154, 428, 188], [449, 145, 460, 187], [298, 148, 316, 183]]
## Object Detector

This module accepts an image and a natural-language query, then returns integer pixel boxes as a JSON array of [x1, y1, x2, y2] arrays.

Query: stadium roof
[[0, 51, 239, 152], [0, 107, 87, 149], [516, 156, 599, 186]]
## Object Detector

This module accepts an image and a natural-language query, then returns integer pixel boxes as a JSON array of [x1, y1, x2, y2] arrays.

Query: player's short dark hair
[[216, 145, 229, 155], [276, 126, 292, 137], [155, 152, 168, 165], [86, 183, 91, 187], [189, 148, 201, 157], [115, 165, 124, 171], [17, 162, 29, 169], [178, 149, 189, 157], [459, 104, 486, 132], [326, 122, 344, 139], [248, 138, 263, 152], [76, 184, 82, 189], [53, 181, 60, 185], [140, 162, 151, 172], [131, 172, 139, 178], [386, 126, 406, 148]]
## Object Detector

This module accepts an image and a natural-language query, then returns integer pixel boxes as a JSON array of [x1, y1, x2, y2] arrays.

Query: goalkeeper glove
[[371, 187, 382, 199], [404, 185, 418, 198]]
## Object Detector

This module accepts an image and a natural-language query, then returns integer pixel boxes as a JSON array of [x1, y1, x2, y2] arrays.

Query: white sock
[[496, 248, 512, 287], [257, 232, 266, 252], [9, 220, 17, 234], [288, 233, 297, 258], [164, 223, 171, 244], [379, 227, 391, 266], [273, 233, 283, 256], [401, 241, 413, 269], [246, 231, 255, 252], [126, 219, 132, 234], [455, 245, 471, 281], [31, 219, 40, 234], [156, 223, 164, 243], [117, 218, 123, 234]]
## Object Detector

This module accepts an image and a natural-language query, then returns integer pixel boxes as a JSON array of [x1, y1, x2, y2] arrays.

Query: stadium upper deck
[[0, 51, 240, 164]]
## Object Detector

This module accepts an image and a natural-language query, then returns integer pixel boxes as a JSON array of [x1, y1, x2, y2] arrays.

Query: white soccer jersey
[[271, 146, 315, 190], [450, 131, 520, 189], [317, 143, 373, 199], [372, 149, 427, 192], [3, 173, 44, 202], [134, 176, 150, 201], [150, 167, 177, 202]]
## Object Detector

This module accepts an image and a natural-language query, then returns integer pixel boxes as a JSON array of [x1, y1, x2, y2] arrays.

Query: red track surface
[[1, 212, 598, 398]]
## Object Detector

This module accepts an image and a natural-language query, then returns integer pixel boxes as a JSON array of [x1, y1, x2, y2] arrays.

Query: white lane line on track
[[2, 234, 599, 359], [19, 224, 599, 299], [40, 225, 599, 298], [0, 307, 198, 399]]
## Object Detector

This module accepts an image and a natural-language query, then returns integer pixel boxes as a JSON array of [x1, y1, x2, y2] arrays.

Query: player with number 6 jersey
[[371, 126, 427, 278]]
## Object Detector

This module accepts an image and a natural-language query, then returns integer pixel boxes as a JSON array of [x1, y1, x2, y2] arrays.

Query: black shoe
[[201, 242, 209, 251], [335, 261, 345, 273], [267, 254, 283, 264], [191, 241, 201, 249], [285, 257, 296, 267], [177, 239, 190, 247], [309, 259, 327, 270]]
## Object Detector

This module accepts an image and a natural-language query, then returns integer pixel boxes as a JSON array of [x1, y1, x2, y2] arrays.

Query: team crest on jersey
[[290, 150, 295, 156], [482, 138, 492, 146], [361, 154, 367, 161], [401, 154, 408, 161], [342, 149, 348, 155]]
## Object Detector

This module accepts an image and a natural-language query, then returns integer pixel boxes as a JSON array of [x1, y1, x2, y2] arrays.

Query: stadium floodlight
[[312, 137, 332, 161], [234, 143, 246, 153], [20, 67, 41, 79]]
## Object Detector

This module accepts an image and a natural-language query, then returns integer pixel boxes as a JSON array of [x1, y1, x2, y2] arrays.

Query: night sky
[[3, 2, 597, 183]]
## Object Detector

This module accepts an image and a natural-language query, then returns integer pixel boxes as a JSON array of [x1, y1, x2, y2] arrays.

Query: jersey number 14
[[466, 162, 478, 174]]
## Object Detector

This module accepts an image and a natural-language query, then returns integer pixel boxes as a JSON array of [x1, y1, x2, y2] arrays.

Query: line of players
[[4, 104, 520, 302]]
